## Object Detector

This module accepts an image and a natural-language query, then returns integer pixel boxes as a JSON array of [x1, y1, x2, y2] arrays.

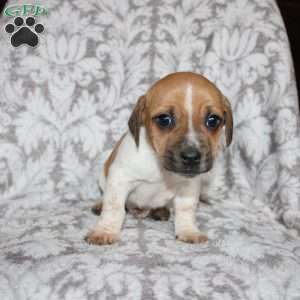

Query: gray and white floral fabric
[[0, 0, 300, 299]]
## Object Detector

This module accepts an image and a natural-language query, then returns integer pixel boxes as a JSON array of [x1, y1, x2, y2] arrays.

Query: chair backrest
[[0, 0, 299, 232]]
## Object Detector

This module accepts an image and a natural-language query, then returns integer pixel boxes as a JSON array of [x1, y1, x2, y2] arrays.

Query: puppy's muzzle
[[164, 143, 212, 178]]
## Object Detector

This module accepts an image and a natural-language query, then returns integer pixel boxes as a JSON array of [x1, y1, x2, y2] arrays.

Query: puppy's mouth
[[163, 165, 212, 178], [163, 155, 213, 178], [164, 166, 201, 178]]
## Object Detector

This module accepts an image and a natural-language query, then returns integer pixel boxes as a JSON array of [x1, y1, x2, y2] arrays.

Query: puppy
[[85, 72, 233, 245]]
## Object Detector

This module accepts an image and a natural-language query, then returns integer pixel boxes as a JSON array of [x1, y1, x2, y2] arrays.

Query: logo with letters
[[3, 4, 47, 48]]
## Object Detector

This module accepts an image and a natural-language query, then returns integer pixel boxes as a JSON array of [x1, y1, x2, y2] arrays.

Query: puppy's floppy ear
[[223, 97, 233, 146], [128, 95, 146, 147]]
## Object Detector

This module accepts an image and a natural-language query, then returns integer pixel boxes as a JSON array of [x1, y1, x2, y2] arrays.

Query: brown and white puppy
[[85, 72, 233, 245]]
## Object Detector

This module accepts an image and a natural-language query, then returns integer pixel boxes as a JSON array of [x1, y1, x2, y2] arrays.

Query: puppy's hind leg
[[148, 191, 173, 221], [149, 207, 170, 221], [91, 201, 103, 216]]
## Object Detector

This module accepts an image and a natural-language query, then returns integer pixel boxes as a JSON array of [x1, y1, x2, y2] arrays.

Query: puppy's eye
[[206, 114, 221, 130], [154, 114, 175, 129]]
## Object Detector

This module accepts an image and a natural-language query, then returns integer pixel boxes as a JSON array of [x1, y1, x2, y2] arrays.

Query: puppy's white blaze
[[185, 84, 199, 146]]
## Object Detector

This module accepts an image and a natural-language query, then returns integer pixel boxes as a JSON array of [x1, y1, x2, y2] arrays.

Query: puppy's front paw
[[176, 231, 208, 244], [85, 229, 119, 245]]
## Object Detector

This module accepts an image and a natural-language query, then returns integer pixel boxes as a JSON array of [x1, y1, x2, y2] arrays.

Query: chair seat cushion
[[1, 196, 300, 300]]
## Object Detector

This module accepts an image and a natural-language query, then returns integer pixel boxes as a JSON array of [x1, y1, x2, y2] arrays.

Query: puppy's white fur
[[185, 84, 199, 147], [92, 128, 211, 243], [85, 72, 232, 245]]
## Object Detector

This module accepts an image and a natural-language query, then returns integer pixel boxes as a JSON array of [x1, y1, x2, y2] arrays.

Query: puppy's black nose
[[180, 148, 201, 165]]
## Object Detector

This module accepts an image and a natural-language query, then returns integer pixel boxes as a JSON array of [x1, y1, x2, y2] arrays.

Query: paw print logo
[[5, 16, 44, 47]]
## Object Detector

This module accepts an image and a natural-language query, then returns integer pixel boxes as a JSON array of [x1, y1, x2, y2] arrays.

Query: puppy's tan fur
[[104, 133, 126, 177]]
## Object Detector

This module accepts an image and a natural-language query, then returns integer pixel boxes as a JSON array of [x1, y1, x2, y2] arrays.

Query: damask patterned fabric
[[0, 0, 300, 299]]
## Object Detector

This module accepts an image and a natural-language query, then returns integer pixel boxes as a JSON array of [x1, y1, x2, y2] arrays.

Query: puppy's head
[[128, 72, 233, 178]]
